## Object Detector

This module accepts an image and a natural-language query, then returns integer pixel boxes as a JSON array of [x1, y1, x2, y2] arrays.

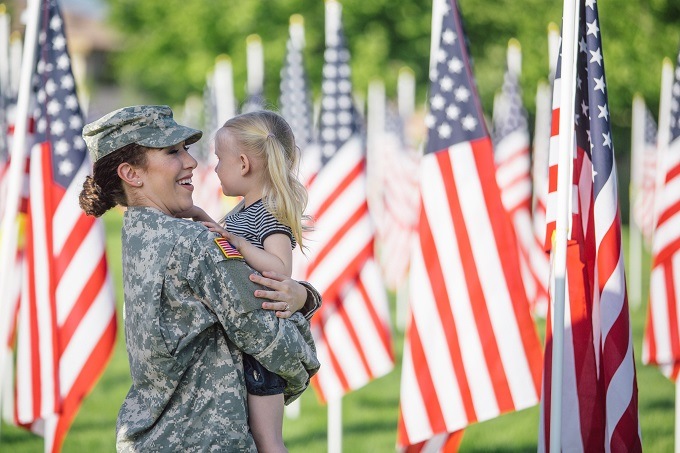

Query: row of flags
[[1, 0, 679, 450]]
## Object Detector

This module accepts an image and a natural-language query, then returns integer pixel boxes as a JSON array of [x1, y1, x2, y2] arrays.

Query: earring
[[137, 181, 142, 186]]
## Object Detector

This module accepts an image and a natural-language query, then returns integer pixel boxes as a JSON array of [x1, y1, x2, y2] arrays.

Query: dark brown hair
[[79, 143, 148, 217]]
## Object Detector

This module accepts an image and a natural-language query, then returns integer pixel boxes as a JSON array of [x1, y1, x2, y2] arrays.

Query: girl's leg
[[248, 392, 287, 453]]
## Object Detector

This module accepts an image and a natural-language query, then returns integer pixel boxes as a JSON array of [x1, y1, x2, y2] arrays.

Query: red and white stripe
[[495, 121, 549, 317], [644, 133, 680, 378], [398, 138, 543, 446], [377, 138, 420, 292], [14, 142, 117, 451], [302, 136, 394, 402], [633, 137, 658, 244]]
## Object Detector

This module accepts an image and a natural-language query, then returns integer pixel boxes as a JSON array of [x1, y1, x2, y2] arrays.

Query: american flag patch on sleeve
[[214, 237, 244, 260]]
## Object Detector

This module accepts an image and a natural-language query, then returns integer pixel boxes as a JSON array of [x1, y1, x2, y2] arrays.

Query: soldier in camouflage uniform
[[79, 105, 320, 452]]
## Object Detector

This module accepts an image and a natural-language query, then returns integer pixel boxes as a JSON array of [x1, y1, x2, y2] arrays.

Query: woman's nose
[[183, 150, 198, 168]]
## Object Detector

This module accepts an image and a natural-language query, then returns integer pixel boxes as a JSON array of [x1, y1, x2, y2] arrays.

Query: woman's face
[[136, 142, 198, 216]]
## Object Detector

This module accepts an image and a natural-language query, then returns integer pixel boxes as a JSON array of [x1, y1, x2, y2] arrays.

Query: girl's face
[[136, 142, 197, 216], [214, 129, 248, 198]]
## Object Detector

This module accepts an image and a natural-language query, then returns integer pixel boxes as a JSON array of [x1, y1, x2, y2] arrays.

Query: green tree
[[106, 0, 680, 218]]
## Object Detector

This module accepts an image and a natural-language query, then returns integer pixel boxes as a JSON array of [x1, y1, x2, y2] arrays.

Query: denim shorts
[[243, 353, 286, 396]]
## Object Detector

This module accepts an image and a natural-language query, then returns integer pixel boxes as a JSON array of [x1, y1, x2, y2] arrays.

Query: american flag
[[631, 106, 658, 246], [492, 41, 549, 317], [643, 47, 680, 382], [540, 1, 641, 450], [279, 15, 314, 151], [396, 0, 543, 448], [301, 0, 393, 402], [10, 1, 117, 451], [376, 106, 420, 292]]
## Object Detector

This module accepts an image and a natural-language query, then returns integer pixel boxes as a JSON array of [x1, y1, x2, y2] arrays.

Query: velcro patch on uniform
[[214, 237, 244, 260]]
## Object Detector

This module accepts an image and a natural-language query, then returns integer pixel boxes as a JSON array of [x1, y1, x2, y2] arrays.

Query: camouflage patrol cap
[[82, 105, 203, 162]]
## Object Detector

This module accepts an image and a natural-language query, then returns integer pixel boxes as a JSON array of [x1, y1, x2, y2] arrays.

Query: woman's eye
[[183, 145, 190, 151]]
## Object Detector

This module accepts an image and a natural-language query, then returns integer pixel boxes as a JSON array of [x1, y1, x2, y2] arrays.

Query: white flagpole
[[547, 22, 560, 82], [246, 34, 263, 100], [0, 5, 9, 101], [328, 396, 342, 453], [213, 54, 235, 126], [629, 94, 645, 309], [395, 66, 415, 332], [550, 0, 580, 451], [324, 2, 344, 450], [398, 66, 415, 122], [366, 78, 385, 231], [8, 31, 21, 99], [0, 0, 40, 413]]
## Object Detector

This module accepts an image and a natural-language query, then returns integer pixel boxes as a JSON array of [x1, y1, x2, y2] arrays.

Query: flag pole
[[8, 31, 20, 98], [246, 34, 263, 98], [396, 66, 415, 332], [0, 4, 10, 101], [628, 94, 645, 308], [325, 2, 344, 450], [0, 0, 40, 411], [366, 79, 385, 244], [213, 54, 235, 126], [549, 0, 580, 451], [328, 396, 342, 453]]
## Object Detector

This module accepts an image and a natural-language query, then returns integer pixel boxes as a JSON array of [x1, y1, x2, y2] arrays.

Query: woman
[[79, 105, 320, 451]]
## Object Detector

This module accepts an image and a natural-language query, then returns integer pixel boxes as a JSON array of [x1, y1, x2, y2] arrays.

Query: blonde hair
[[217, 110, 310, 249]]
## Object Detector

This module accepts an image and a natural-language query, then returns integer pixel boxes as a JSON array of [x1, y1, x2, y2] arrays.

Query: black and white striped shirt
[[223, 199, 296, 250]]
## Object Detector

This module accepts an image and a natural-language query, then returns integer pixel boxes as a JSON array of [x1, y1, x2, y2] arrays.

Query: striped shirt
[[224, 199, 296, 250]]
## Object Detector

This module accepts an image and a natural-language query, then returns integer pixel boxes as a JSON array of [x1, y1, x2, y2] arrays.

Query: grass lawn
[[0, 211, 675, 451]]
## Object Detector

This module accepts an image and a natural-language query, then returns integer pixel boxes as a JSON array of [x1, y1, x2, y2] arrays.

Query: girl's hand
[[200, 221, 237, 243], [175, 205, 207, 220], [250, 271, 306, 319]]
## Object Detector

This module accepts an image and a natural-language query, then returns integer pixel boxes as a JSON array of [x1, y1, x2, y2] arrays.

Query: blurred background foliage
[[106, 0, 679, 219], [106, 0, 680, 121]]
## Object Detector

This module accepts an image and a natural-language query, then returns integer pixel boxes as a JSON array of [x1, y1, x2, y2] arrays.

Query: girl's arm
[[175, 205, 215, 223], [202, 221, 292, 277]]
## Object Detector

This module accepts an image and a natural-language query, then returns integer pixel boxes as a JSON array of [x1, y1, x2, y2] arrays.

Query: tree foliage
[[107, 0, 679, 122], [106, 0, 680, 196]]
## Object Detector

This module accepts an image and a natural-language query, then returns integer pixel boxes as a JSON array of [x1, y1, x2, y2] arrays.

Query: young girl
[[190, 110, 309, 453]]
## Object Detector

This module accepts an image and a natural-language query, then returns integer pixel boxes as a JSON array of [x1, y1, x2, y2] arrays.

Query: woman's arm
[[187, 238, 319, 402]]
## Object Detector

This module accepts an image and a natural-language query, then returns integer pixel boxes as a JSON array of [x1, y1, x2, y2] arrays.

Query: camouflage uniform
[[116, 206, 320, 452]]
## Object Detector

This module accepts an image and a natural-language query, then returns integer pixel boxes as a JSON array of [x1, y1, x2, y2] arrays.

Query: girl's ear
[[240, 154, 250, 176], [117, 162, 142, 187]]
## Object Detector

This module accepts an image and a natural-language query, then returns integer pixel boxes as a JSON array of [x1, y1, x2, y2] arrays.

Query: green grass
[[0, 214, 674, 451]]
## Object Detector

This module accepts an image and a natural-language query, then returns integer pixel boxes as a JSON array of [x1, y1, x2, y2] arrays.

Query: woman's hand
[[250, 271, 307, 319]]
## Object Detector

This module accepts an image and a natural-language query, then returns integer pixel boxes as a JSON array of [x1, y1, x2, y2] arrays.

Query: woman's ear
[[240, 154, 250, 176], [117, 162, 141, 187]]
